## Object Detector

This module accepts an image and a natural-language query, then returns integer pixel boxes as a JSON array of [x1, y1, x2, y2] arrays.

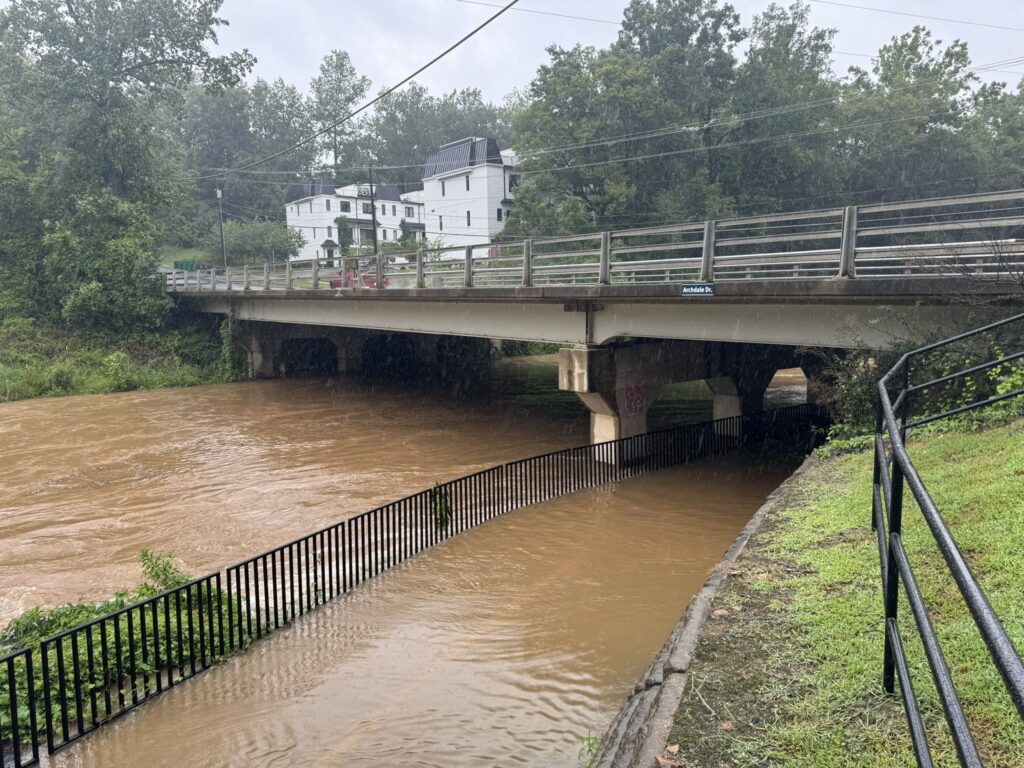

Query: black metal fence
[[873, 311, 1024, 767], [1, 403, 826, 762]]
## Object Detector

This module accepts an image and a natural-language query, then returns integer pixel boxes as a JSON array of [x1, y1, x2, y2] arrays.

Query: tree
[[43, 191, 171, 334], [201, 220, 303, 266], [309, 50, 371, 173], [335, 215, 354, 255], [718, 2, 839, 211], [361, 84, 512, 189], [1, 0, 254, 199], [834, 27, 987, 201], [0, 0, 253, 335]]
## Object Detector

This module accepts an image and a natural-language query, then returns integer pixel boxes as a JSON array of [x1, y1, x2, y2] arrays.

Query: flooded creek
[[0, 355, 806, 765], [49, 455, 797, 768]]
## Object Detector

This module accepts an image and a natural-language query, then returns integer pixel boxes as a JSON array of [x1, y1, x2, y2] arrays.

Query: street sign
[[682, 283, 715, 296]]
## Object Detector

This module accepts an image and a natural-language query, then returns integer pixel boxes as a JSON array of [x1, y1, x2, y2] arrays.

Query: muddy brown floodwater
[[0, 355, 806, 766]]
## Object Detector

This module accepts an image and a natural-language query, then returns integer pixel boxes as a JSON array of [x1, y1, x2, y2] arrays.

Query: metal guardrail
[[873, 312, 1024, 767], [0, 404, 826, 761], [165, 188, 1024, 293]]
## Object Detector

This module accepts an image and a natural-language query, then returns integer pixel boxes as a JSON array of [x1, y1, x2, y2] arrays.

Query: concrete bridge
[[170, 189, 1024, 442]]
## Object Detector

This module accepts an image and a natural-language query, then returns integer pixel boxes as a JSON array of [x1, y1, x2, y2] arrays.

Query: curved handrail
[[873, 310, 1024, 767]]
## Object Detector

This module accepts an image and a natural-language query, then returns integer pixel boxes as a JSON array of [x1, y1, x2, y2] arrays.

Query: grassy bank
[[0, 315, 224, 402], [667, 418, 1024, 767]]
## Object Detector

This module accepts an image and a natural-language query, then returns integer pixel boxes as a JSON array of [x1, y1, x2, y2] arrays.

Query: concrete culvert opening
[[279, 338, 339, 377], [361, 333, 421, 381]]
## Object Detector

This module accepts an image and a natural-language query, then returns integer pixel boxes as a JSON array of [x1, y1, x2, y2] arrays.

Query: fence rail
[[873, 311, 1024, 767], [165, 188, 1024, 293], [1, 404, 826, 760]]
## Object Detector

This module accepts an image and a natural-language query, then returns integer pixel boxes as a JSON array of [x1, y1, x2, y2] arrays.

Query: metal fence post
[[416, 248, 425, 289], [700, 220, 716, 282], [464, 245, 474, 288], [522, 239, 533, 287], [263, 263, 270, 291], [839, 205, 858, 278], [312, 257, 319, 290], [375, 253, 384, 289], [285, 261, 292, 290], [598, 231, 611, 285]]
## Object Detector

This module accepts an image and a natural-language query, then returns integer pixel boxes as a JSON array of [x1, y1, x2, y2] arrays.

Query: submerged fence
[[1, 403, 826, 764], [873, 311, 1024, 767]]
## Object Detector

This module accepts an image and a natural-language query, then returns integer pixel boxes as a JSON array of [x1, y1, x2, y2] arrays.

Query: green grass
[[669, 418, 1024, 767]]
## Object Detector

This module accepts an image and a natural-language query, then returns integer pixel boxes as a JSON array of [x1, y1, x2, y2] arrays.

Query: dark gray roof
[[374, 184, 403, 202], [285, 175, 335, 203], [422, 137, 503, 179]]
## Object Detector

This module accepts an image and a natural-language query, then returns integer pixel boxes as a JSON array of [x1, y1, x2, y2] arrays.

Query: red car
[[328, 269, 388, 288]]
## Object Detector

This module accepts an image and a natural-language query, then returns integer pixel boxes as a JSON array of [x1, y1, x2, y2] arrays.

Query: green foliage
[[506, 1, 1024, 237], [430, 483, 453, 531], [0, 549, 250, 748], [501, 340, 563, 357], [103, 351, 137, 392], [0, 314, 219, 402], [578, 732, 600, 768], [216, 313, 246, 382], [200, 218, 303, 266]]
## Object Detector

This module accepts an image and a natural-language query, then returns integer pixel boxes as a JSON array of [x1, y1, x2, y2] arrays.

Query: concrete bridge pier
[[559, 340, 800, 445]]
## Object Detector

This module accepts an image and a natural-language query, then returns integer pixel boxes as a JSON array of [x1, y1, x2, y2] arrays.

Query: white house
[[283, 137, 518, 260], [421, 137, 518, 246], [285, 180, 427, 262]]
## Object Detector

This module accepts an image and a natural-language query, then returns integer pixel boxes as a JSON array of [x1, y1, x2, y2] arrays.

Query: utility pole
[[367, 165, 379, 254], [216, 188, 227, 269]]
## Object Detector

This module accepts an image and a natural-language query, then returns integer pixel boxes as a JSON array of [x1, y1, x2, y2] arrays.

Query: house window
[[466, 210, 471, 227], [441, 180, 446, 197], [383, 229, 388, 240], [405, 206, 414, 218], [465, 175, 470, 191], [439, 215, 443, 231], [309, 201, 313, 213], [339, 201, 351, 213], [360, 228, 374, 242], [326, 199, 331, 211], [362, 203, 373, 214], [508, 174, 520, 192], [327, 226, 332, 238], [379, 204, 384, 216], [394, 230, 399, 240], [497, 208, 503, 222], [313, 227, 317, 239], [392, 205, 397, 216]]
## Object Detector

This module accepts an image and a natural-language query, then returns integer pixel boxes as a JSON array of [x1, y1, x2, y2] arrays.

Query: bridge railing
[[164, 188, 1024, 294], [873, 311, 1024, 767], [2, 404, 826, 760]]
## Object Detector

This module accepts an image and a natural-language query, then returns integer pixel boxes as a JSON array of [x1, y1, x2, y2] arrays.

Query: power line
[[832, 49, 1024, 77], [186, 0, 521, 181], [197, 52, 1024, 181], [454, 0, 619, 25], [520, 110, 940, 176], [808, 0, 1024, 34]]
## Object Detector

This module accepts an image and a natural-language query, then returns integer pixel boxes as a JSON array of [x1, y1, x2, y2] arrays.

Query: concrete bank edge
[[591, 454, 817, 768]]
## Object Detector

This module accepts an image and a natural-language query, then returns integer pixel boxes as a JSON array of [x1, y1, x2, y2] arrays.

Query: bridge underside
[[184, 277, 1015, 444], [181, 275, 1009, 348]]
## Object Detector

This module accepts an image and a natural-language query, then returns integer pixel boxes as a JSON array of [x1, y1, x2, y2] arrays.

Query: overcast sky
[[212, 0, 1024, 102]]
